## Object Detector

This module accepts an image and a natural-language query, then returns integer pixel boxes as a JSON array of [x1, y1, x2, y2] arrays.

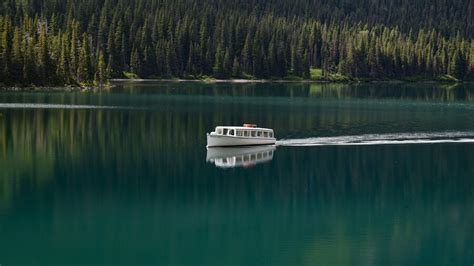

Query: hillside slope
[[0, 0, 472, 85]]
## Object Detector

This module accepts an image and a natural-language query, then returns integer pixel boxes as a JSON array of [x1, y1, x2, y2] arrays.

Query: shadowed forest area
[[0, 0, 473, 86]]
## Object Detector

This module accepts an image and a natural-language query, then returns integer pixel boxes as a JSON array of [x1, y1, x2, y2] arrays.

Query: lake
[[0, 82, 473, 265]]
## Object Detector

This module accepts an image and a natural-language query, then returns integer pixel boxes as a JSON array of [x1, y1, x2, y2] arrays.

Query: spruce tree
[[0, 0, 472, 85], [77, 33, 92, 84], [96, 49, 107, 86], [0, 16, 11, 83], [69, 22, 79, 81], [130, 48, 141, 76], [57, 35, 69, 84], [11, 26, 21, 81], [223, 47, 233, 77], [232, 57, 241, 77], [469, 42, 474, 79], [37, 22, 51, 84], [213, 42, 224, 77], [449, 49, 468, 79]]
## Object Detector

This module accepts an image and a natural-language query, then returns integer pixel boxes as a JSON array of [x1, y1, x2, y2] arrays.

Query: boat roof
[[215, 126, 273, 131]]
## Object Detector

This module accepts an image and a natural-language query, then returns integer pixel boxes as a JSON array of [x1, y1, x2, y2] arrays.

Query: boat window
[[257, 131, 262, 137], [223, 128, 228, 135], [269, 132, 273, 138], [236, 130, 242, 136], [251, 131, 256, 137], [229, 129, 235, 136], [263, 132, 268, 138], [217, 129, 223, 135], [244, 131, 249, 137]]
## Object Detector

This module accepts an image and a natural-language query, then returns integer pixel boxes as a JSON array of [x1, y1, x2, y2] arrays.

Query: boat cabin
[[214, 125, 274, 138]]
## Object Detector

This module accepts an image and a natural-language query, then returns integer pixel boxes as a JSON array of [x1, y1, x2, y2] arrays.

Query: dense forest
[[0, 0, 473, 86]]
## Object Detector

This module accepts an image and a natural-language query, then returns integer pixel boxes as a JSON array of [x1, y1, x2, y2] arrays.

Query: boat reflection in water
[[206, 145, 276, 169]]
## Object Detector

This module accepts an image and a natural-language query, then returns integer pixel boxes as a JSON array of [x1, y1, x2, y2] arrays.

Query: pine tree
[[213, 42, 224, 77], [130, 47, 141, 76], [20, 31, 31, 84], [69, 22, 79, 80], [223, 47, 233, 77], [96, 49, 107, 86], [449, 49, 468, 79], [77, 33, 92, 83], [199, 19, 208, 73], [0, 16, 12, 83], [469, 42, 474, 79], [186, 42, 195, 75], [291, 39, 304, 76], [241, 32, 253, 74], [37, 22, 52, 84], [106, 54, 114, 78], [57, 35, 69, 83], [0, 0, 472, 85], [11, 26, 22, 81], [232, 56, 241, 77], [302, 49, 310, 78]]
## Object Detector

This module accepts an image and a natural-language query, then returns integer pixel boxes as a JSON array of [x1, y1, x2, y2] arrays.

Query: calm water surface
[[0, 82, 473, 265]]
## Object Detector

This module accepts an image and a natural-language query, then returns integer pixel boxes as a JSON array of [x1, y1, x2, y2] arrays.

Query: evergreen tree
[[241, 32, 253, 74], [449, 49, 468, 79], [0, 16, 11, 83], [0, 0, 472, 85], [11, 26, 21, 80], [77, 33, 92, 83], [213, 42, 224, 77], [22, 33, 35, 84], [232, 56, 241, 77], [469, 42, 474, 79], [57, 35, 69, 83], [37, 22, 51, 84], [69, 21, 79, 80], [96, 49, 107, 86], [223, 47, 233, 78], [130, 47, 141, 76]]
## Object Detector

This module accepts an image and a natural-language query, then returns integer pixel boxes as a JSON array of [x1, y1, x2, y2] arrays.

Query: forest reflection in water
[[0, 82, 473, 264], [113, 81, 474, 101]]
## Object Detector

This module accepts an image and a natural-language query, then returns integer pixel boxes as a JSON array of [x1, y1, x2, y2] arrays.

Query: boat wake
[[277, 131, 474, 147]]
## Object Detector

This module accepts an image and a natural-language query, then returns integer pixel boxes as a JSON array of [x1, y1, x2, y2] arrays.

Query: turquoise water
[[0, 82, 473, 265]]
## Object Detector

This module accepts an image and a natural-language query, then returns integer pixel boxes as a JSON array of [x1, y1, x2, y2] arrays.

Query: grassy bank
[[117, 69, 469, 84]]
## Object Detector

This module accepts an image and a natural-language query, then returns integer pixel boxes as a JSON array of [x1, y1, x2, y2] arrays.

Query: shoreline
[[110, 78, 329, 84], [110, 78, 471, 84], [0, 85, 110, 91], [0, 79, 472, 91]]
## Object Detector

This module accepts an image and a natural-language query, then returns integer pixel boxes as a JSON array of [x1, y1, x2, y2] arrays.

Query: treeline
[[0, 16, 107, 86], [0, 0, 473, 86]]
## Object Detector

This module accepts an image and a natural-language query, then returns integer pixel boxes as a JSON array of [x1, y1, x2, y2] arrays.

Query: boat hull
[[207, 134, 276, 147], [206, 145, 276, 168]]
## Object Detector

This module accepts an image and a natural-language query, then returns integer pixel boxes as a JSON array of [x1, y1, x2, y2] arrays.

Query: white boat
[[206, 145, 276, 168], [207, 124, 276, 147]]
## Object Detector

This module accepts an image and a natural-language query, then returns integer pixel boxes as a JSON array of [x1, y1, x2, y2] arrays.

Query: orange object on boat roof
[[243, 124, 257, 128]]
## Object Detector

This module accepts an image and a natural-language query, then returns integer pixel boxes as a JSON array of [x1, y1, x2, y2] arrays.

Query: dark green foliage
[[0, 0, 472, 86], [469, 43, 474, 79], [96, 49, 107, 85], [449, 49, 468, 79]]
